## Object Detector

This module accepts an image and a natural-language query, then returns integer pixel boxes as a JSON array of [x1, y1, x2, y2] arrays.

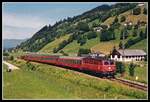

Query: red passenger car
[[20, 53, 116, 77]]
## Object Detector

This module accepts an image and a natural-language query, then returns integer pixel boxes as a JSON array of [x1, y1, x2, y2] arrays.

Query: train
[[20, 53, 116, 77]]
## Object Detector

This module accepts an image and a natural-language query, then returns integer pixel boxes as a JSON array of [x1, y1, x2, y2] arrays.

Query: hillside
[[15, 3, 147, 55], [128, 39, 147, 52], [54, 4, 147, 55], [102, 5, 147, 25], [39, 34, 70, 53]]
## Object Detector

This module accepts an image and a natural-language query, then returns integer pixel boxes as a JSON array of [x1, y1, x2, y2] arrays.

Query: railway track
[[55, 66, 148, 92], [109, 78, 148, 91]]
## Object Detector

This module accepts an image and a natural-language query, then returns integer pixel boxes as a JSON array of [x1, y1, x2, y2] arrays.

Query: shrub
[[143, 7, 147, 14], [119, 41, 123, 49], [120, 29, 128, 40], [60, 50, 68, 56], [129, 62, 136, 77], [132, 7, 141, 15], [3, 52, 9, 56], [100, 29, 115, 41], [77, 48, 91, 56], [116, 61, 125, 74], [132, 29, 138, 37], [86, 31, 97, 40], [10, 56, 14, 60], [26, 61, 36, 71], [76, 22, 90, 32], [120, 16, 126, 22], [113, 16, 118, 24]]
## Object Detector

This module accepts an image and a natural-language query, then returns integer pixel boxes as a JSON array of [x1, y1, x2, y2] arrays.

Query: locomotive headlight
[[108, 67, 111, 70]]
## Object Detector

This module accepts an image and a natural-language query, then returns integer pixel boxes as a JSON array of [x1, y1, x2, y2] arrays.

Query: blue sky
[[2, 2, 116, 39]]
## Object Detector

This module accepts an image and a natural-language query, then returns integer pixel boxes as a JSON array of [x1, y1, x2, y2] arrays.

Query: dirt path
[[3, 61, 20, 70]]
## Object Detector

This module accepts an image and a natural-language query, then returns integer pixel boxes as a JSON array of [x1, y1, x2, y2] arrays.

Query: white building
[[93, 27, 103, 32], [137, 3, 145, 7], [110, 49, 146, 62]]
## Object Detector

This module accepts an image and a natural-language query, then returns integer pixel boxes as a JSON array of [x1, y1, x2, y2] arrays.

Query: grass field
[[116, 61, 147, 84], [3, 59, 147, 99], [61, 37, 100, 54], [129, 39, 147, 52], [102, 5, 147, 26], [39, 34, 70, 53], [91, 40, 119, 55]]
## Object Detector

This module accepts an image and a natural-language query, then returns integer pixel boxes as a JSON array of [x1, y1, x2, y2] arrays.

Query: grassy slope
[[3, 60, 147, 99], [39, 5, 147, 55], [60, 6, 147, 55], [124, 61, 147, 84], [61, 37, 100, 54], [128, 39, 147, 52], [115, 61, 147, 84], [102, 5, 147, 25], [91, 40, 119, 55], [39, 34, 70, 53]]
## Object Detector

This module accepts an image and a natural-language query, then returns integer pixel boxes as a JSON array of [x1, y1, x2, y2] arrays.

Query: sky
[[2, 2, 116, 39]]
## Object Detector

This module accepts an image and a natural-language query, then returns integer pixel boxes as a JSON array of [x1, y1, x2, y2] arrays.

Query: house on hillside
[[93, 27, 103, 32], [110, 49, 146, 62], [137, 3, 145, 7]]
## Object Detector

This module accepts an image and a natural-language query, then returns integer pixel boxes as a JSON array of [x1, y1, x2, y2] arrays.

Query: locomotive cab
[[102, 60, 116, 76]]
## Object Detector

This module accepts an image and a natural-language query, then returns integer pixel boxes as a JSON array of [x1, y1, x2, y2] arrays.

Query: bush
[[116, 61, 125, 74], [77, 48, 91, 56], [129, 62, 136, 77], [124, 38, 134, 48], [3, 52, 9, 56], [60, 50, 68, 56], [132, 29, 137, 37], [26, 61, 36, 71], [119, 41, 123, 49], [127, 25, 132, 30], [10, 56, 14, 60], [124, 37, 142, 48], [53, 47, 58, 53], [143, 7, 147, 14], [139, 30, 147, 39], [113, 16, 118, 24], [134, 24, 139, 29], [120, 29, 128, 40], [100, 29, 115, 41], [100, 25, 108, 30], [76, 22, 90, 32], [120, 16, 126, 22], [80, 38, 87, 46], [77, 35, 87, 46], [132, 7, 141, 15], [86, 31, 97, 40]]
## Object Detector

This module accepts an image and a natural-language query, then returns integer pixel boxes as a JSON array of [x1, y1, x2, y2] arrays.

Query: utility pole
[[123, 23, 127, 62], [121, 23, 127, 77]]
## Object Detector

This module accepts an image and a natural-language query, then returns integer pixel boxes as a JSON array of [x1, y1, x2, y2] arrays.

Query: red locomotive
[[20, 53, 116, 77]]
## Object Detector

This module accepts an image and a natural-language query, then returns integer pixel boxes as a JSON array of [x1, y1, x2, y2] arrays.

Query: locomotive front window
[[110, 61, 114, 65], [104, 61, 109, 65]]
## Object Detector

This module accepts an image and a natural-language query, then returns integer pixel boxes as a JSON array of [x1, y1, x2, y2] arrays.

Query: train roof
[[27, 53, 60, 57], [59, 56, 84, 60]]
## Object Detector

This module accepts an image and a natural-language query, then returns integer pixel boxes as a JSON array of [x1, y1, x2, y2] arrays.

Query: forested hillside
[[16, 3, 147, 55]]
